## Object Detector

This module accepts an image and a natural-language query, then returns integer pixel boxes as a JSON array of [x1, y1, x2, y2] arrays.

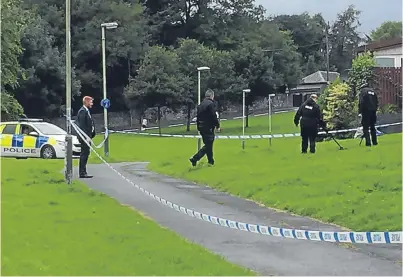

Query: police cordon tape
[[70, 119, 403, 244], [67, 119, 109, 149], [108, 122, 403, 140]]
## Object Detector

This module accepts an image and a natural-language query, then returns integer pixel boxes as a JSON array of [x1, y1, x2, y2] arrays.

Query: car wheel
[[41, 145, 56, 159]]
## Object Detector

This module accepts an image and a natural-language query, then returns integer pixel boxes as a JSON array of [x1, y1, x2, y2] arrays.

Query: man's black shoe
[[208, 161, 214, 166], [301, 151, 307, 154], [79, 174, 93, 178], [189, 158, 197, 167]]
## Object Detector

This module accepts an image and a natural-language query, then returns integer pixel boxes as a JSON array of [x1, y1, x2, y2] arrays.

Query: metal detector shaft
[[325, 130, 344, 149]]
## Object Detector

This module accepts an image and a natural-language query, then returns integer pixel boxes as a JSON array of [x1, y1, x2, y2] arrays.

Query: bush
[[379, 104, 400, 114], [317, 77, 342, 111], [322, 82, 357, 130], [348, 51, 376, 95], [1, 91, 24, 120]]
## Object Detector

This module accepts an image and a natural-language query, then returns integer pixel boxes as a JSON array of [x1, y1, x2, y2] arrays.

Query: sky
[[256, 0, 402, 35]]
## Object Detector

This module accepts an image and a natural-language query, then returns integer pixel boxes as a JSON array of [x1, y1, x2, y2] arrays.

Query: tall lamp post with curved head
[[196, 66, 210, 150], [100, 21, 118, 157]]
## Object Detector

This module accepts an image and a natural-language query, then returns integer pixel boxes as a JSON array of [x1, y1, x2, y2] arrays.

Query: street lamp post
[[268, 94, 276, 146], [64, 0, 72, 184], [101, 21, 118, 157], [196, 66, 210, 150], [242, 89, 250, 149]]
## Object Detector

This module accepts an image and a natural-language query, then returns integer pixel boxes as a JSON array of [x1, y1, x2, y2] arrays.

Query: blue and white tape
[[110, 122, 403, 140], [71, 120, 402, 244]]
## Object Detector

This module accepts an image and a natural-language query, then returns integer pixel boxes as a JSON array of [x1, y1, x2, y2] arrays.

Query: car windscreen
[[32, 123, 66, 135]]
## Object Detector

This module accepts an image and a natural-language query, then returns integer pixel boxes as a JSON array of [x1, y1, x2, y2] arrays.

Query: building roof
[[357, 37, 402, 53], [301, 71, 340, 84]]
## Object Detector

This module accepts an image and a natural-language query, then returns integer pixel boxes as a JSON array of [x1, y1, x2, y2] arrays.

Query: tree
[[1, 0, 28, 88], [124, 46, 184, 134], [322, 81, 357, 131], [230, 42, 275, 127], [174, 39, 214, 131], [23, 0, 150, 115], [272, 13, 327, 74], [371, 21, 402, 42], [347, 51, 376, 97], [328, 5, 362, 73], [1, 0, 28, 118], [1, 93, 24, 120], [14, 14, 81, 117]]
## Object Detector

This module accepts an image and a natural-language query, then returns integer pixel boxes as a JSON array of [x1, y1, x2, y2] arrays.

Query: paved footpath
[[78, 162, 402, 276]]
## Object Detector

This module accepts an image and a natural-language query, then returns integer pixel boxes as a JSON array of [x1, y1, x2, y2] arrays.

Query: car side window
[[2, 124, 17, 134], [20, 124, 35, 136]]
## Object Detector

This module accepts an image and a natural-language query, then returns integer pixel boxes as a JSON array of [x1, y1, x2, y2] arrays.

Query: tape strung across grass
[[71, 120, 402, 244], [109, 122, 403, 140]]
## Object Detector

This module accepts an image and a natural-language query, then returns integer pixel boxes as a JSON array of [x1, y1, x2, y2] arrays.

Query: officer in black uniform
[[358, 82, 379, 146], [76, 96, 96, 178], [189, 89, 220, 166], [294, 94, 325, 154]]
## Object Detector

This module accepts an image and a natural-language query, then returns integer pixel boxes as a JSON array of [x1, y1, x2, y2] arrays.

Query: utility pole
[[325, 21, 330, 82], [64, 0, 73, 184]]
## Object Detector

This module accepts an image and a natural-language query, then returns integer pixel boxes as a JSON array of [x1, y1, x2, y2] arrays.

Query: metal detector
[[325, 130, 346, 150]]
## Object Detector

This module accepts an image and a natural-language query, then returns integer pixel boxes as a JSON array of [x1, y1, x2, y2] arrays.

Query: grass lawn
[[1, 158, 254, 276], [91, 130, 402, 232], [144, 111, 299, 135]]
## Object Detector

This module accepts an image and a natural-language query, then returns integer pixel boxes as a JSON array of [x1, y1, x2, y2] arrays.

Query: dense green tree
[[370, 21, 402, 42], [328, 5, 362, 73], [14, 14, 81, 117], [1, 0, 28, 118], [272, 13, 327, 74], [124, 46, 184, 134]]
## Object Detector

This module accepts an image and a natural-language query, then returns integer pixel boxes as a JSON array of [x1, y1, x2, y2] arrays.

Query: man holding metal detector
[[294, 94, 326, 154], [358, 82, 379, 147], [189, 89, 220, 166]]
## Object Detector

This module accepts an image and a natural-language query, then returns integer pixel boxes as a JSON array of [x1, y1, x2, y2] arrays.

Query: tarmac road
[[77, 162, 402, 276]]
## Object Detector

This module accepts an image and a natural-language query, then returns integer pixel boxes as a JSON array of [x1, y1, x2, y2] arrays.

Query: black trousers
[[79, 139, 90, 175], [192, 128, 215, 164], [362, 111, 377, 146], [301, 126, 318, 153]]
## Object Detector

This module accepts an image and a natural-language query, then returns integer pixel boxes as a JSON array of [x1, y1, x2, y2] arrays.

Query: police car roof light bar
[[18, 118, 44, 122]]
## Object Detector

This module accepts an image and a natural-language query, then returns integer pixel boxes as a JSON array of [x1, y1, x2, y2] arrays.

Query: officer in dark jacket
[[76, 96, 96, 178], [189, 89, 220, 166], [294, 94, 325, 154], [358, 83, 379, 146]]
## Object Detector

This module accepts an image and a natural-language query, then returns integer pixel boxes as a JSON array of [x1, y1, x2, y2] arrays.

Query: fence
[[375, 67, 402, 108], [49, 93, 293, 131]]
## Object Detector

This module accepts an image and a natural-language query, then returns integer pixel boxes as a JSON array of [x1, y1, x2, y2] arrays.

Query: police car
[[0, 118, 81, 159]]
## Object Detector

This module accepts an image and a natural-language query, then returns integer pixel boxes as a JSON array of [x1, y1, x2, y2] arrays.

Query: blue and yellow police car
[[0, 118, 81, 159]]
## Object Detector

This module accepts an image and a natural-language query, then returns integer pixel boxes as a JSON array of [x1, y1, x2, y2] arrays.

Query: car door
[[17, 123, 39, 157], [0, 123, 18, 157]]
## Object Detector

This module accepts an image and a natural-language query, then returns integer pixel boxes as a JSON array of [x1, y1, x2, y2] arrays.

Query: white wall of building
[[373, 46, 402, 67]]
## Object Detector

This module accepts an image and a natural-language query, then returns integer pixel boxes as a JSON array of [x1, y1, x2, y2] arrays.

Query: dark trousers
[[192, 128, 215, 164], [79, 139, 90, 175], [301, 126, 318, 153], [362, 111, 377, 146]]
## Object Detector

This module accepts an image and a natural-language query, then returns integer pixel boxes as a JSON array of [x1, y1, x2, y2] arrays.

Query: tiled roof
[[357, 37, 402, 53], [301, 71, 340, 83]]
